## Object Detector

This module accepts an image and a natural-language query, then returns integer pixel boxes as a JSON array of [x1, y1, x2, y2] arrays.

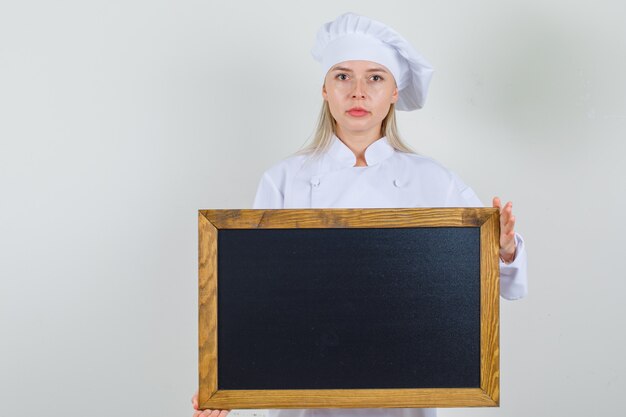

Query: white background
[[1, 1, 625, 416]]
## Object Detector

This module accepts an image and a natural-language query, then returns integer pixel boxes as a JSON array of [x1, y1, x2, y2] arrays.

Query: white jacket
[[252, 134, 528, 417]]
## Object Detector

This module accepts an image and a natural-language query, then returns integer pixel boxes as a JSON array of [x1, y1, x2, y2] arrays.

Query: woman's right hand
[[192, 390, 230, 417]]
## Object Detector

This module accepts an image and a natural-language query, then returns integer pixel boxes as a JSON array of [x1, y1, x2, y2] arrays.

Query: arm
[[447, 174, 528, 300], [253, 172, 284, 209], [492, 197, 528, 300]]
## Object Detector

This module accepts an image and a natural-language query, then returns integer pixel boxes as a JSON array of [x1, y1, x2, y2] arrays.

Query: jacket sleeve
[[447, 171, 528, 300], [500, 233, 528, 300], [253, 172, 284, 209]]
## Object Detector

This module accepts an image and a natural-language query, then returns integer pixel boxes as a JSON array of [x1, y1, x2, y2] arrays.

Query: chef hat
[[311, 12, 434, 111]]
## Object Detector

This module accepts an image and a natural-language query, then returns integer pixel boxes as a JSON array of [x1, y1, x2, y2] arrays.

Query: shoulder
[[253, 152, 315, 209], [257, 151, 318, 193], [260, 152, 311, 183], [394, 151, 457, 179], [392, 151, 483, 206], [263, 152, 310, 176]]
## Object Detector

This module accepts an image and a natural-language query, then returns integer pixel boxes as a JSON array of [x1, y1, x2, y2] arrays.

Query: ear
[[390, 86, 399, 104], [322, 84, 328, 100]]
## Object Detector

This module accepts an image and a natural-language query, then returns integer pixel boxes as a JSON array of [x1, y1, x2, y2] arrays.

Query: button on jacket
[[252, 135, 528, 417]]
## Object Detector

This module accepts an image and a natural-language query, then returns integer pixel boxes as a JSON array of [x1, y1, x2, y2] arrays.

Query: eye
[[336, 73, 349, 81], [371, 74, 384, 81]]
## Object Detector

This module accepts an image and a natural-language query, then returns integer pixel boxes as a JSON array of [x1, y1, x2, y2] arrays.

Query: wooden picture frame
[[198, 208, 500, 409]]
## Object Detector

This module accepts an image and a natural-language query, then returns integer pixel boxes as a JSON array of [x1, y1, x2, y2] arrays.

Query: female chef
[[192, 12, 527, 417]]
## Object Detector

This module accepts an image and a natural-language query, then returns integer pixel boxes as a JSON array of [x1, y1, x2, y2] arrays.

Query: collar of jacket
[[328, 134, 395, 168]]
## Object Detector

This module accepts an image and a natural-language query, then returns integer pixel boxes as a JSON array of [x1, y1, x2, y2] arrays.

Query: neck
[[335, 126, 383, 166]]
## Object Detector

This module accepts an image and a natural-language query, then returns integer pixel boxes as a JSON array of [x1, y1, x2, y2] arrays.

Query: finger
[[492, 196, 501, 210], [500, 223, 516, 245], [507, 214, 516, 230], [501, 230, 516, 246], [502, 215, 516, 235], [502, 229, 515, 244], [209, 410, 222, 417], [201, 410, 213, 417], [500, 202, 513, 224], [193, 412, 203, 417], [501, 231, 516, 251], [218, 410, 230, 417], [501, 224, 515, 241], [192, 392, 198, 410], [499, 205, 510, 223], [500, 220, 515, 241]]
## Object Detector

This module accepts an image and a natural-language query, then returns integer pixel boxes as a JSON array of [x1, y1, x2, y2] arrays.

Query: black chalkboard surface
[[198, 208, 500, 409], [218, 227, 480, 389]]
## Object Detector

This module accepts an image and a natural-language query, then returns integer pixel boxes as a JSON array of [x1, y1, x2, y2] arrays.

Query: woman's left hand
[[492, 197, 517, 263], [192, 390, 230, 417]]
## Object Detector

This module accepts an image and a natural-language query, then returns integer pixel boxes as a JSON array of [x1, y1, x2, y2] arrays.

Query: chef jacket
[[252, 134, 528, 417]]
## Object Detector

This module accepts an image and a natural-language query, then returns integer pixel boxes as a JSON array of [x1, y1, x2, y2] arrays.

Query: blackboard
[[198, 208, 500, 409]]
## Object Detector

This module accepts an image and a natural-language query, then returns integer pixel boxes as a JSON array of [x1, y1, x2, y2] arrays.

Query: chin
[[344, 123, 378, 134], [340, 117, 373, 128]]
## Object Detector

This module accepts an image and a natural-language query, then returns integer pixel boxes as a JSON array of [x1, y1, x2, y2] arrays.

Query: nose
[[351, 78, 366, 99]]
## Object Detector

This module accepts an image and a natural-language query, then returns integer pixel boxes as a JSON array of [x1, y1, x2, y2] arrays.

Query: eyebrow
[[330, 66, 389, 73]]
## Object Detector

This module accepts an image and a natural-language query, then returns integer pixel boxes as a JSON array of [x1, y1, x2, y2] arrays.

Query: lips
[[347, 107, 369, 117]]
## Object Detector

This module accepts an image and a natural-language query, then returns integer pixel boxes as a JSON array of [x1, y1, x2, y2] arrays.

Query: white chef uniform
[[252, 134, 528, 417]]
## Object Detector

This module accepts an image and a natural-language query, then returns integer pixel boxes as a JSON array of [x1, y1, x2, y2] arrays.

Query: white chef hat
[[311, 12, 434, 111]]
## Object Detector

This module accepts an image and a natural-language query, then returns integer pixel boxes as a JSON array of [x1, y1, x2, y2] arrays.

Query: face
[[322, 60, 398, 139]]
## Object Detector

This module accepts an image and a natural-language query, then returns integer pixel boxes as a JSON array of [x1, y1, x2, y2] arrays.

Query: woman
[[193, 12, 527, 417]]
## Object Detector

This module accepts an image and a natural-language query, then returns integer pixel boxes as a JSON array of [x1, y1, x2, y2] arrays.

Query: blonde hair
[[296, 101, 416, 157]]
